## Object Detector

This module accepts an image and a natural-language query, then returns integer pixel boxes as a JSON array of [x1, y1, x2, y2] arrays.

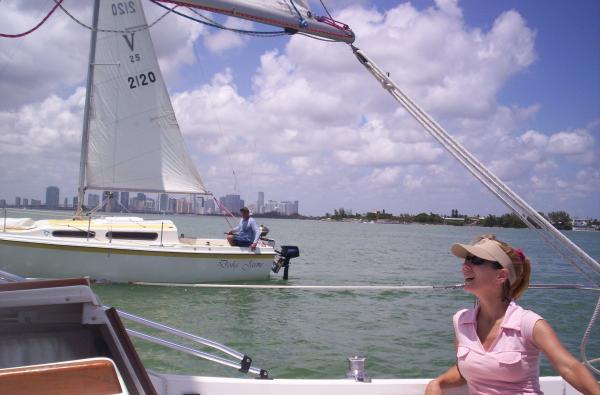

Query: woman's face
[[462, 256, 506, 295]]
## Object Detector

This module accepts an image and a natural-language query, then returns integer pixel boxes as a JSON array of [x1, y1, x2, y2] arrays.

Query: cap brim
[[451, 243, 497, 262]]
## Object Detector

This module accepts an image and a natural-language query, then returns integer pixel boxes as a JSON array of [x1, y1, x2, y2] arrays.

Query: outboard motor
[[259, 225, 269, 237], [259, 225, 275, 247], [272, 245, 300, 280]]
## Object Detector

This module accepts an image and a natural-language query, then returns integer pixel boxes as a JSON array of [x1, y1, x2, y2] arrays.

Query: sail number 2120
[[128, 72, 156, 89]]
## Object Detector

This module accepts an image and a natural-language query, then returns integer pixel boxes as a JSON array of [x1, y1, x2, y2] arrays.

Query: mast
[[75, 0, 100, 218]]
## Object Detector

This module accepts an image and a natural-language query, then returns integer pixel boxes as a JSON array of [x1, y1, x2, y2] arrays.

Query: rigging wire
[[53, 0, 177, 33], [319, 0, 334, 20], [0, 0, 64, 38], [288, 0, 307, 28], [188, 38, 241, 209], [297, 32, 338, 42], [185, 7, 289, 38]]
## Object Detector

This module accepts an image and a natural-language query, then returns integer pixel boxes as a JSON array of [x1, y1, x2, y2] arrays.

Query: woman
[[425, 235, 600, 395]]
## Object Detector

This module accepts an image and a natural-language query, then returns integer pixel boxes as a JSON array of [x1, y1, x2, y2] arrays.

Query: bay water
[[9, 211, 600, 379]]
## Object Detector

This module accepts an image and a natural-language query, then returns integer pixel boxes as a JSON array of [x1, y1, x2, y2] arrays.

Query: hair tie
[[514, 248, 525, 262]]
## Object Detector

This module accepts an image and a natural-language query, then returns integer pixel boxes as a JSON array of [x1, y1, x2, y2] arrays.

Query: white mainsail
[[84, 0, 207, 194]]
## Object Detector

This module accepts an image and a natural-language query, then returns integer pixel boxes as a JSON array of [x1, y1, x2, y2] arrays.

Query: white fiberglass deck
[[147, 374, 582, 395]]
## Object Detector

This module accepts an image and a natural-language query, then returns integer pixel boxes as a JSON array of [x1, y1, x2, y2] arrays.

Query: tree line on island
[[316, 209, 597, 230]]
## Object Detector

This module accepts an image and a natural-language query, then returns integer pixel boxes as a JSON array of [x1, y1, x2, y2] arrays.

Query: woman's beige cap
[[451, 238, 516, 285]]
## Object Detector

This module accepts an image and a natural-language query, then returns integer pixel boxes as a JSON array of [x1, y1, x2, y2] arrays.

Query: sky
[[0, 0, 598, 217]]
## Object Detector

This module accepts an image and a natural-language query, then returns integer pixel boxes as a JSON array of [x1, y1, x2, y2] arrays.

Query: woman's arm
[[424, 337, 466, 395], [424, 364, 465, 395], [533, 320, 600, 395]]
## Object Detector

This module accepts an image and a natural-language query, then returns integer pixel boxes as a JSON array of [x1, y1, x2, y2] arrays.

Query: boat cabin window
[[105, 231, 158, 241], [52, 230, 96, 238]]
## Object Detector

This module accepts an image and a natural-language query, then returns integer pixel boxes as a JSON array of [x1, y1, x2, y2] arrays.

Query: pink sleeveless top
[[453, 301, 544, 395]]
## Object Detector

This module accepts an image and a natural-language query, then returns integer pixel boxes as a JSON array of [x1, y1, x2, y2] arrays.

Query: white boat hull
[[0, 236, 274, 283], [148, 374, 583, 395]]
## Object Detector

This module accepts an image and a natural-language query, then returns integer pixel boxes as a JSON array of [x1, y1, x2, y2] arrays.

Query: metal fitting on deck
[[346, 356, 371, 382]]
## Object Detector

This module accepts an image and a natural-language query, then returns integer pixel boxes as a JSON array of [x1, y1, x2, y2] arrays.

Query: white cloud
[[1, 0, 598, 216], [369, 167, 402, 187], [202, 17, 253, 54], [547, 129, 594, 155], [0, 1, 202, 110], [520, 130, 548, 147]]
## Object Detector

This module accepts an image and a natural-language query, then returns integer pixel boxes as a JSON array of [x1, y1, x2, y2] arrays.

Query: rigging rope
[[319, 0, 334, 20], [288, 0, 307, 28], [581, 295, 600, 375], [0, 0, 64, 38], [212, 196, 237, 228], [350, 43, 600, 377]]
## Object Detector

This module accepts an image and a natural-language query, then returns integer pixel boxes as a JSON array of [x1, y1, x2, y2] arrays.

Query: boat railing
[[114, 309, 269, 379], [0, 269, 268, 378]]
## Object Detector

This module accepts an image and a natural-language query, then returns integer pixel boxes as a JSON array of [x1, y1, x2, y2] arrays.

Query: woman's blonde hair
[[474, 234, 531, 300]]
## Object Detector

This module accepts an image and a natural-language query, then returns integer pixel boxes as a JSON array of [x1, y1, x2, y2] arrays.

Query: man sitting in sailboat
[[227, 207, 260, 251]]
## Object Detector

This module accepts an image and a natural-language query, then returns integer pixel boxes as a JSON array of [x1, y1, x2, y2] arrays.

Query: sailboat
[[0, 0, 336, 283]]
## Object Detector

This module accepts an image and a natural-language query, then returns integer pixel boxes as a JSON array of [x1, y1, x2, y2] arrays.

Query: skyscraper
[[159, 193, 168, 212], [257, 192, 264, 213], [220, 194, 243, 214], [120, 191, 129, 210], [87, 193, 100, 208], [103, 191, 119, 212], [45, 186, 59, 208]]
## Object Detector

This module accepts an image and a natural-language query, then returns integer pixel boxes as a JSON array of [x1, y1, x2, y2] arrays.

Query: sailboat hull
[[0, 218, 275, 283]]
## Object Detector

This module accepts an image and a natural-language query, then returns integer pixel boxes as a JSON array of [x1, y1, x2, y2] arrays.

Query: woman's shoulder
[[506, 302, 544, 341], [453, 307, 475, 326], [508, 302, 544, 321]]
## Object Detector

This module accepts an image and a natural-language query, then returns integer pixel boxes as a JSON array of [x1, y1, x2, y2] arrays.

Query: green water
[[8, 211, 600, 379]]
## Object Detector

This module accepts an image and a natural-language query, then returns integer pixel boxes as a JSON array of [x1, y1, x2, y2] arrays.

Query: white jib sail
[[85, 0, 207, 194]]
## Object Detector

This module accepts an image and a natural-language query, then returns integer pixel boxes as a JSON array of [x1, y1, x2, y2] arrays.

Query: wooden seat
[[0, 358, 125, 395]]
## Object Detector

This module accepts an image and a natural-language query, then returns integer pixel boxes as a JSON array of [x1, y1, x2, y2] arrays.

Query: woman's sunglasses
[[465, 255, 501, 268]]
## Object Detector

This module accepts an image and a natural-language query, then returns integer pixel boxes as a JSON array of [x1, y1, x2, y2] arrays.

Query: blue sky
[[0, 0, 598, 217]]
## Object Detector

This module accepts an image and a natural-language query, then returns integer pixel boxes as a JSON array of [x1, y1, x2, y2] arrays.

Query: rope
[[54, 0, 177, 34], [350, 45, 600, 287], [212, 196, 236, 228], [580, 295, 600, 375], [0, 0, 64, 38]]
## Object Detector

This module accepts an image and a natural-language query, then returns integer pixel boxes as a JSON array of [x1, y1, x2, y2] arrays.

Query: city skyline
[[2, 186, 597, 220], [1, 187, 301, 216], [0, 1, 598, 217]]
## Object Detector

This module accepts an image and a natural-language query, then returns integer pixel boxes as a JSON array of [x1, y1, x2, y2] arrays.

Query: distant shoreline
[[3, 206, 598, 231]]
